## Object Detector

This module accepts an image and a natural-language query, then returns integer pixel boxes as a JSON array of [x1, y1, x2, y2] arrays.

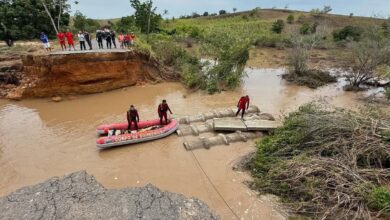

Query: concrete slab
[[244, 120, 280, 131], [213, 118, 247, 131]]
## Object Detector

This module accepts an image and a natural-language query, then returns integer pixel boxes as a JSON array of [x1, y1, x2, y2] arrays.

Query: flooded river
[[0, 68, 370, 219]]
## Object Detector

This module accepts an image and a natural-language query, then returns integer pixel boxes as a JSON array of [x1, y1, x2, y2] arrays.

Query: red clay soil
[[6, 50, 177, 99]]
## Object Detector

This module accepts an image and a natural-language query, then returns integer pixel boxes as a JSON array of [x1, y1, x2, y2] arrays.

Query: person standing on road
[[111, 31, 117, 48], [236, 95, 250, 119], [39, 32, 51, 52], [65, 30, 75, 51], [84, 31, 93, 50], [118, 33, 124, 49], [124, 33, 130, 48], [157, 100, 173, 125], [78, 31, 86, 51], [130, 32, 136, 46], [56, 31, 66, 51], [105, 29, 112, 49], [96, 30, 104, 49], [127, 105, 139, 131]]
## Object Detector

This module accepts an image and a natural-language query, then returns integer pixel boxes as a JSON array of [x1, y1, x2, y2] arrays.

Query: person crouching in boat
[[127, 105, 139, 131], [158, 100, 172, 125]]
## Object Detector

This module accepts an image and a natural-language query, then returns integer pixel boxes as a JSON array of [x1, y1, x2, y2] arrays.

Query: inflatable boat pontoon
[[96, 119, 179, 149]]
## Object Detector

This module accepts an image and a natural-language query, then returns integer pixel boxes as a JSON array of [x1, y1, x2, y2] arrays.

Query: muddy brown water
[[0, 68, 371, 219]]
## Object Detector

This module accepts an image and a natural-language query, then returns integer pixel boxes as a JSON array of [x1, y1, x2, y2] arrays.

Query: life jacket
[[127, 109, 138, 119], [158, 104, 170, 113]]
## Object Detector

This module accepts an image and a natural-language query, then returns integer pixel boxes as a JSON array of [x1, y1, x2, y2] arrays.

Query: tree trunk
[[41, 0, 59, 34], [57, 1, 62, 31]]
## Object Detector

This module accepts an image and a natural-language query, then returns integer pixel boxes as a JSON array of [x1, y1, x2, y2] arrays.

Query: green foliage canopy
[[0, 0, 70, 40], [130, 0, 162, 33]]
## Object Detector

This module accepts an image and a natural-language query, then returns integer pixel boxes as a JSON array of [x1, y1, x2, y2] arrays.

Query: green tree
[[72, 11, 99, 32], [0, 0, 70, 40], [73, 11, 87, 31], [287, 14, 294, 24], [116, 16, 136, 33], [203, 12, 209, 16], [233, 8, 237, 13], [219, 10, 227, 15], [130, 0, 162, 34], [271, 20, 284, 34], [322, 5, 332, 14]]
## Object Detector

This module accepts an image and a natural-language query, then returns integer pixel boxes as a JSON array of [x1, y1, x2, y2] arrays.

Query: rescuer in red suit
[[236, 95, 250, 119]]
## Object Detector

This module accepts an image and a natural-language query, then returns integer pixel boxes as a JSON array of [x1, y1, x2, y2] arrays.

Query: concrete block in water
[[213, 118, 247, 131], [244, 120, 280, 131], [183, 131, 263, 151], [177, 106, 260, 124]]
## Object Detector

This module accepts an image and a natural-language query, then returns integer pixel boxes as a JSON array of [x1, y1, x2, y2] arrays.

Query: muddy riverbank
[[0, 68, 374, 219]]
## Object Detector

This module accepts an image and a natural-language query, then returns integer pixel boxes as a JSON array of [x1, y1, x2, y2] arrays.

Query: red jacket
[[157, 103, 172, 114], [57, 32, 65, 42], [237, 96, 250, 109], [65, 32, 73, 43]]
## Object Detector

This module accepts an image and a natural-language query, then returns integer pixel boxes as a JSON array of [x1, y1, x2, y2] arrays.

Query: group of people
[[127, 100, 173, 131], [55, 30, 91, 51], [96, 29, 117, 49], [39, 29, 136, 52], [117, 32, 136, 49], [125, 95, 250, 133]]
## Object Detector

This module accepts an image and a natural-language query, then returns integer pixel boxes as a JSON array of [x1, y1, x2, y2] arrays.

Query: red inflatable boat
[[96, 119, 179, 149]]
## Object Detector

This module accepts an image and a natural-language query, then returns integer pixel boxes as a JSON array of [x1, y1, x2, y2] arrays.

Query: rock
[[51, 96, 62, 102], [0, 171, 219, 220], [6, 88, 23, 101], [258, 113, 276, 121]]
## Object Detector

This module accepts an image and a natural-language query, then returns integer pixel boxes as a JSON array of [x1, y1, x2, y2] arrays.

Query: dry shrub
[[249, 102, 390, 219]]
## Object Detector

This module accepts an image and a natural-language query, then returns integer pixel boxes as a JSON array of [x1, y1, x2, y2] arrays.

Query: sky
[[70, 0, 390, 19]]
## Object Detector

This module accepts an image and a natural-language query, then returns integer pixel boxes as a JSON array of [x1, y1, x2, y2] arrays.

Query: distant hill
[[95, 8, 386, 31]]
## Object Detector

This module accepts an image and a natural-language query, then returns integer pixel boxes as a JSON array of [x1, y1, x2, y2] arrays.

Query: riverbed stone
[[0, 171, 219, 220]]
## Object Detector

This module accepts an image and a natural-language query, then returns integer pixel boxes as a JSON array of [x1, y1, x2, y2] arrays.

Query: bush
[[300, 23, 317, 35], [300, 23, 311, 35], [219, 10, 227, 15], [287, 14, 294, 24], [385, 86, 390, 100], [191, 12, 201, 18], [367, 186, 390, 215], [271, 20, 285, 34], [283, 70, 336, 88], [333, 26, 363, 42], [254, 35, 284, 48], [249, 103, 390, 219], [345, 30, 390, 89], [203, 12, 209, 17]]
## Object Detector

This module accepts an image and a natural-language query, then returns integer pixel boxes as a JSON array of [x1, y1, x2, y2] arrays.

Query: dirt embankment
[[5, 50, 177, 100]]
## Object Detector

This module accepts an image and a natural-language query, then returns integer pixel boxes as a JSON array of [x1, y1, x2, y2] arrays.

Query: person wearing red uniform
[[65, 30, 75, 51], [124, 33, 131, 48], [236, 95, 250, 119], [127, 105, 139, 131], [157, 100, 172, 125], [56, 31, 67, 51]]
